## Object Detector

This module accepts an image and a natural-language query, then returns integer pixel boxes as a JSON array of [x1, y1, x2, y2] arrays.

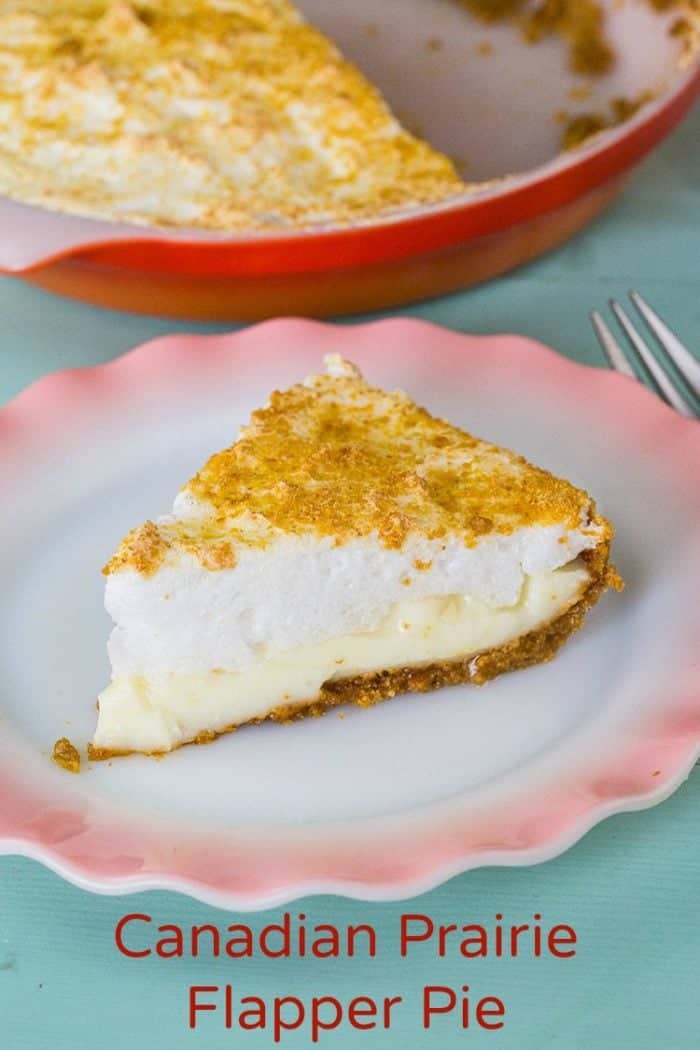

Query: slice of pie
[[0, 0, 463, 230], [89, 355, 620, 758]]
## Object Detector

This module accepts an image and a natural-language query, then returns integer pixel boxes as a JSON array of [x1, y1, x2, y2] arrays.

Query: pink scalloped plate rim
[[0, 319, 698, 909]]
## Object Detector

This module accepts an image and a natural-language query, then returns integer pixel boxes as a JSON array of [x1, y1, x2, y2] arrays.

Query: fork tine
[[609, 300, 696, 419], [591, 310, 637, 379], [629, 290, 700, 400]]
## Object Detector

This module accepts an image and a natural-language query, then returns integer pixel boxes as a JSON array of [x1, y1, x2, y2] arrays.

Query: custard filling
[[94, 563, 589, 754]]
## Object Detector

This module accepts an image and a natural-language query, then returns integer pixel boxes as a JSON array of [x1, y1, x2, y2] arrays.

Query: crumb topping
[[104, 520, 170, 577], [561, 92, 654, 150], [105, 355, 607, 577], [0, 0, 462, 230], [457, 0, 613, 72], [52, 737, 81, 774], [457, 0, 696, 74]]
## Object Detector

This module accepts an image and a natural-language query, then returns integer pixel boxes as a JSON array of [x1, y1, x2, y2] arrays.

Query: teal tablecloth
[[1, 108, 698, 1050]]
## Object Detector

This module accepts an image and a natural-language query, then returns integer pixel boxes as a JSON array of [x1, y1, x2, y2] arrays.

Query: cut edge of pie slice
[[88, 355, 621, 759]]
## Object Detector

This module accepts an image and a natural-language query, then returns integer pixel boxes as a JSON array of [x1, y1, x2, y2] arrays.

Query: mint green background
[[1, 108, 698, 1049]]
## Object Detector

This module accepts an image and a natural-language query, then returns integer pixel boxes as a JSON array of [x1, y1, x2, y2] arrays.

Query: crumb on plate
[[52, 737, 81, 774]]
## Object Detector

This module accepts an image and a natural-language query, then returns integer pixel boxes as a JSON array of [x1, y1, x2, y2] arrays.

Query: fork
[[591, 291, 700, 419]]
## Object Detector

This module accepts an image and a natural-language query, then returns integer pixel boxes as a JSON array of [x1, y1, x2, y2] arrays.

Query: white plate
[[0, 320, 698, 908]]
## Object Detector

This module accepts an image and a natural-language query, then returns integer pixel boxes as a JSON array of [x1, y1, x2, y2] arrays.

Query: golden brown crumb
[[561, 112, 608, 149], [194, 730, 219, 745], [457, 0, 615, 73], [669, 12, 700, 65], [52, 737, 81, 774], [457, 0, 523, 21], [103, 521, 170, 577], [189, 540, 237, 572], [562, 92, 653, 150], [568, 84, 593, 102], [457, 0, 698, 73]]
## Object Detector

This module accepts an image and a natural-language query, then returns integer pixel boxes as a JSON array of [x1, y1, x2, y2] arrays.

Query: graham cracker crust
[[87, 544, 620, 762]]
